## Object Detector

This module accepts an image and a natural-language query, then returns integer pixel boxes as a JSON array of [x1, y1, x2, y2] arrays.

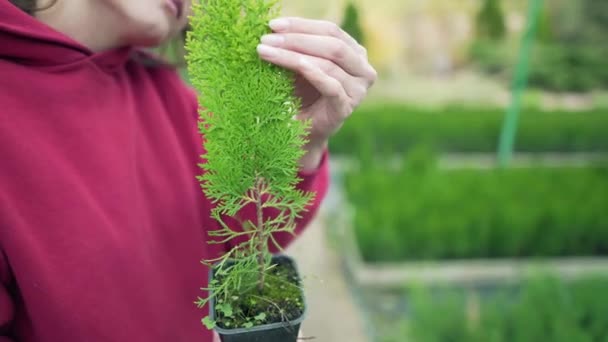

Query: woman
[[0, 0, 376, 341]]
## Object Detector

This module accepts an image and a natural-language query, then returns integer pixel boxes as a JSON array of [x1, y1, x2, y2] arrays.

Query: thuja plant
[[186, 0, 314, 333]]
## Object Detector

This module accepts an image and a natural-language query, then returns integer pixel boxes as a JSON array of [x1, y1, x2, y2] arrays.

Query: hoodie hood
[[0, 1, 132, 69]]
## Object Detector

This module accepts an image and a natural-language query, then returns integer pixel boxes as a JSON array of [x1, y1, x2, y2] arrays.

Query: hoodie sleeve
[[0, 252, 15, 342]]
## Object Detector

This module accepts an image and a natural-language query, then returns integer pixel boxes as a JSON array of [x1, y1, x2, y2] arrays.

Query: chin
[[125, 15, 174, 47], [103, 0, 189, 47]]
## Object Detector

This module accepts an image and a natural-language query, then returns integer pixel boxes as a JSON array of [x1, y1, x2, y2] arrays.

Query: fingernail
[[269, 18, 289, 31], [257, 44, 278, 57], [260, 34, 284, 46]]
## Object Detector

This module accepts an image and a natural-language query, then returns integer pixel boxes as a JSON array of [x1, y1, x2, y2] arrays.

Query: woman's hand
[[257, 17, 377, 170]]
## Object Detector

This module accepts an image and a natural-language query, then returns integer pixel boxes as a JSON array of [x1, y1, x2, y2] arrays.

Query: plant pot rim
[[208, 254, 307, 335]]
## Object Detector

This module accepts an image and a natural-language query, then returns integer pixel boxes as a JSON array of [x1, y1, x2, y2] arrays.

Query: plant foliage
[[340, 1, 365, 46], [185, 0, 313, 328], [330, 103, 608, 155], [471, 0, 608, 91], [475, 0, 506, 41], [345, 152, 608, 262], [402, 276, 608, 342]]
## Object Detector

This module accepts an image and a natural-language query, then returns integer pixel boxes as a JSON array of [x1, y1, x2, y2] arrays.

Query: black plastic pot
[[208, 255, 306, 342]]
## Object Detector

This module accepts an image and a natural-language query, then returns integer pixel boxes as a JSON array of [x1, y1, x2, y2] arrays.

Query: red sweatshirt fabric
[[0, 2, 329, 342]]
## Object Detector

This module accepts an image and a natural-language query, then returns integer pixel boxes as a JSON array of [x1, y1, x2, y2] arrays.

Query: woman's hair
[[9, 0, 57, 14]]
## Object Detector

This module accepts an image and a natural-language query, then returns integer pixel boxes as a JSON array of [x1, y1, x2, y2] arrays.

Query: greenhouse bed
[[329, 103, 608, 155], [332, 210, 608, 341], [324, 158, 608, 341], [360, 275, 608, 342], [338, 212, 608, 289], [331, 163, 608, 289]]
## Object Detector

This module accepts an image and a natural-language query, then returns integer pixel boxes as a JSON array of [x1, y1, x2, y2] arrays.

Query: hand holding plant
[[257, 17, 377, 169], [185, 0, 374, 337]]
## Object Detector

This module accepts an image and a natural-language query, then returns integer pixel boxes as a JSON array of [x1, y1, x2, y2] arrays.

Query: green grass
[[331, 103, 608, 155]]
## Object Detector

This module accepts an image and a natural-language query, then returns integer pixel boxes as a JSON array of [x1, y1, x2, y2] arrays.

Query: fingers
[[269, 17, 366, 56], [256, 44, 365, 103], [257, 16, 378, 136], [260, 33, 369, 79], [297, 57, 348, 104], [266, 17, 377, 86], [297, 58, 354, 125]]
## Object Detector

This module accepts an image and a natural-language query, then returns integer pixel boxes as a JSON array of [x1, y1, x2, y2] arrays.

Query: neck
[[35, 2, 124, 52]]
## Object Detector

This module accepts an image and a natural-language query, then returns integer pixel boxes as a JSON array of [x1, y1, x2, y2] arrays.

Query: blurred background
[[280, 0, 608, 341], [187, 0, 608, 340]]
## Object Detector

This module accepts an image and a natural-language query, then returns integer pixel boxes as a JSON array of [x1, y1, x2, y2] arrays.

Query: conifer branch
[[186, 0, 316, 325]]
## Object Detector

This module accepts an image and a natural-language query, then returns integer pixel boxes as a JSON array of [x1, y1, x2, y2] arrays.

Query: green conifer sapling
[[185, 0, 314, 329], [476, 0, 506, 41], [341, 1, 365, 47]]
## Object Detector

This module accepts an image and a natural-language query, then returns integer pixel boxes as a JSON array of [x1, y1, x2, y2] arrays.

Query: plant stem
[[255, 176, 266, 292]]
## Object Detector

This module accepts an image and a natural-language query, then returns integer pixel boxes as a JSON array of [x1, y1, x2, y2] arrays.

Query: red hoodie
[[0, 2, 329, 341]]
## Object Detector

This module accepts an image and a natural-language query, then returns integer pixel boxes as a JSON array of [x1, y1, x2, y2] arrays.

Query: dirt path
[[287, 215, 369, 342]]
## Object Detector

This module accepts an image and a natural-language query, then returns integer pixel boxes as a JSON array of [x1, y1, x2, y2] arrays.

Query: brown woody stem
[[255, 176, 266, 292]]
